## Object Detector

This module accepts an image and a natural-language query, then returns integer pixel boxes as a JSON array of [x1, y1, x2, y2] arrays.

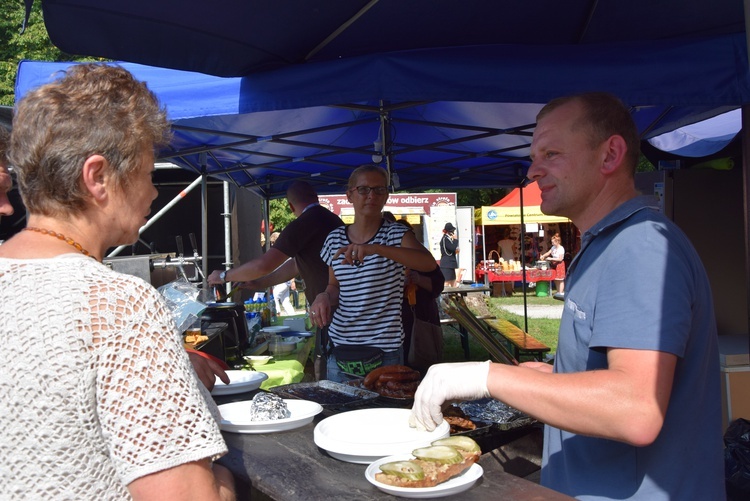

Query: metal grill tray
[[270, 380, 379, 407], [455, 398, 535, 431]]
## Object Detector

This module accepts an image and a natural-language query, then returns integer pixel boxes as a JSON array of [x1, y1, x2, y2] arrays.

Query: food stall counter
[[216, 408, 573, 501], [254, 336, 314, 390], [475, 268, 555, 283]]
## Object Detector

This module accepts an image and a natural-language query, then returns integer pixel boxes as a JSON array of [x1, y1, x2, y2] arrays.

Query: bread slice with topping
[[374, 437, 481, 488]]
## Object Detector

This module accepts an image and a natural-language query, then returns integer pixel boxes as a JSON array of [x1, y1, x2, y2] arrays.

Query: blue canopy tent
[[27, 1, 748, 79], [12, 0, 750, 341], [14, 31, 750, 199], [14, 0, 749, 198]]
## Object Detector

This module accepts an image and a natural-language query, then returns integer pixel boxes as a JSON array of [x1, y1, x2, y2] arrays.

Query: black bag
[[407, 311, 443, 371], [332, 345, 384, 376], [725, 418, 750, 498]]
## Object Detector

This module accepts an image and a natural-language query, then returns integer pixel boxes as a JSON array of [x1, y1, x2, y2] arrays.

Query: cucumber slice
[[412, 445, 463, 464], [432, 436, 481, 453], [379, 461, 425, 480]]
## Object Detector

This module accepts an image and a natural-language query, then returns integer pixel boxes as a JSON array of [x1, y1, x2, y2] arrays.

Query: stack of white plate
[[313, 408, 449, 464], [210, 370, 268, 396]]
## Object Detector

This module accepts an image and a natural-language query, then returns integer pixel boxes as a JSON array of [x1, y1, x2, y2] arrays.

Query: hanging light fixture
[[372, 126, 384, 164]]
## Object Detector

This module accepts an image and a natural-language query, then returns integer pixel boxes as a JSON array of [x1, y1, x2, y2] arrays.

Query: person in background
[[273, 278, 296, 315], [410, 92, 725, 500], [439, 222, 459, 287], [522, 233, 539, 266], [309, 165, 437, 382], [264, 231, 296, 316], [208, 181, 342, 305], [540, 232, 565, 298], [496, 227, 516, 261], [0, 127, 15, 220], [1, 64, 234, 500]]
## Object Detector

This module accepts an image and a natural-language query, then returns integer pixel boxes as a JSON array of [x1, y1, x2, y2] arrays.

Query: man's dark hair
[[538, 92, 640, 175]]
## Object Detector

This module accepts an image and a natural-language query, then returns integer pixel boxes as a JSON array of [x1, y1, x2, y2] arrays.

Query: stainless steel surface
[[103, 253, 190, 288], [270, 380, 378, 407]]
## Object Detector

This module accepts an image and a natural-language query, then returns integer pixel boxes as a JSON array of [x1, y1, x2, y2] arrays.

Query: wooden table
[[443, 284, 491, 295], [475, 268, 555, 284], [214, 391, 572, 501]]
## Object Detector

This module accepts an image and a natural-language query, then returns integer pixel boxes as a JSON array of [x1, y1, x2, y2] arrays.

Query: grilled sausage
[[384, 380, 420, 393], [363, 364, 413, 389], [378, 370, 421, 383]]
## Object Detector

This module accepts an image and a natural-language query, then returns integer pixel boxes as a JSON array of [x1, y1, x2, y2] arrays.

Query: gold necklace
[[22, 227, 93, 258]]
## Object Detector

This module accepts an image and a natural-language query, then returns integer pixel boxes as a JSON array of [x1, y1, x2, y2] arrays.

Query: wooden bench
[[440, 315, 495, 359], [483, 318, 551, 362]]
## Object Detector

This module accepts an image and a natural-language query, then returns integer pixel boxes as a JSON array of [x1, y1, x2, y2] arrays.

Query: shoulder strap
[[441, 236, 454, 256]]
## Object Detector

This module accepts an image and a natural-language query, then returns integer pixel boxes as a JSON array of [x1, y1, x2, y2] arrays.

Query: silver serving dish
[[270, 380, 379, 407]]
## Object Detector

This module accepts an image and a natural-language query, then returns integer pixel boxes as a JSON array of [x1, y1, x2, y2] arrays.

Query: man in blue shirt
[[411, 92, 725, 500]]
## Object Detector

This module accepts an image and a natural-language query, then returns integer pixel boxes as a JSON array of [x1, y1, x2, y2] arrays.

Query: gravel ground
[[498, 303, 564, 319]]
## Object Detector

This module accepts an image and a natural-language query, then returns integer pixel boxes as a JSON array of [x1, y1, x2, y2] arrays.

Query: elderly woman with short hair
[[0, 64, 234, 501]]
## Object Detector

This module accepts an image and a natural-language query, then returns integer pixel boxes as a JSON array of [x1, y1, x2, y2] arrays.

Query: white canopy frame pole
[[481, 220, 487, 286], [107, 174, 203, 257], [378, 101, 396, 189], [200, 153, 210, 291], [222, 180, 232, 294]]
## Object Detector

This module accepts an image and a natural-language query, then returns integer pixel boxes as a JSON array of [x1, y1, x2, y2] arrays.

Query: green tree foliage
[[0, 0, 101, 106], [637, 154, 656, 172], [456, 187, 509, 208], [268, 198, 295, 232]]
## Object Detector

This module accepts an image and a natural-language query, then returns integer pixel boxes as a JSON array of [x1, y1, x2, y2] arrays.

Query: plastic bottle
[[260, 298, 271, 327]]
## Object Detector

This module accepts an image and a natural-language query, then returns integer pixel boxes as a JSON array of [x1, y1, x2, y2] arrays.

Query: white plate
[[365, 454, 483, 498], [314, 408, 449, 464], [277, 330, 314, 338], [261, 325, 291, 333], [218, 399, 323, 433], [210, 370, 268, 396]]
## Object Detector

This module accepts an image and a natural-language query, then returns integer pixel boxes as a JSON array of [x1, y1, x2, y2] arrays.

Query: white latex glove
[[409, 361, 491, 431]]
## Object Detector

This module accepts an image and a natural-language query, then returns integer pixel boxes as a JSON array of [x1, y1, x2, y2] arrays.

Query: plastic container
[[269, 336, 298, 355], [535, 281, 550, 297]]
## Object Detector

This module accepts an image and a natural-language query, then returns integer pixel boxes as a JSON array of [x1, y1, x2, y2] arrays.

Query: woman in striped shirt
[[310, 165, 438, 382]]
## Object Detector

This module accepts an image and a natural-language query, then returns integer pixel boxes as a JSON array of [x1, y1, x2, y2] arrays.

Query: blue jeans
[[326, 347, 403, 383]]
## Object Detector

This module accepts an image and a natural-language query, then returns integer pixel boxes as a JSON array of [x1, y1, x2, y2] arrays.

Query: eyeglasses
[[350, 185, 388, 196]]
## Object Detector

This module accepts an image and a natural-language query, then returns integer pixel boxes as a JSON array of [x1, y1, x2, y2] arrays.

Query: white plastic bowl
[[244, 355, 273, 366]]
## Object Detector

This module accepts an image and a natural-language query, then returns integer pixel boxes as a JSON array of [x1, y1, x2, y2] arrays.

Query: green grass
[[441, 290, 561, 363]]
